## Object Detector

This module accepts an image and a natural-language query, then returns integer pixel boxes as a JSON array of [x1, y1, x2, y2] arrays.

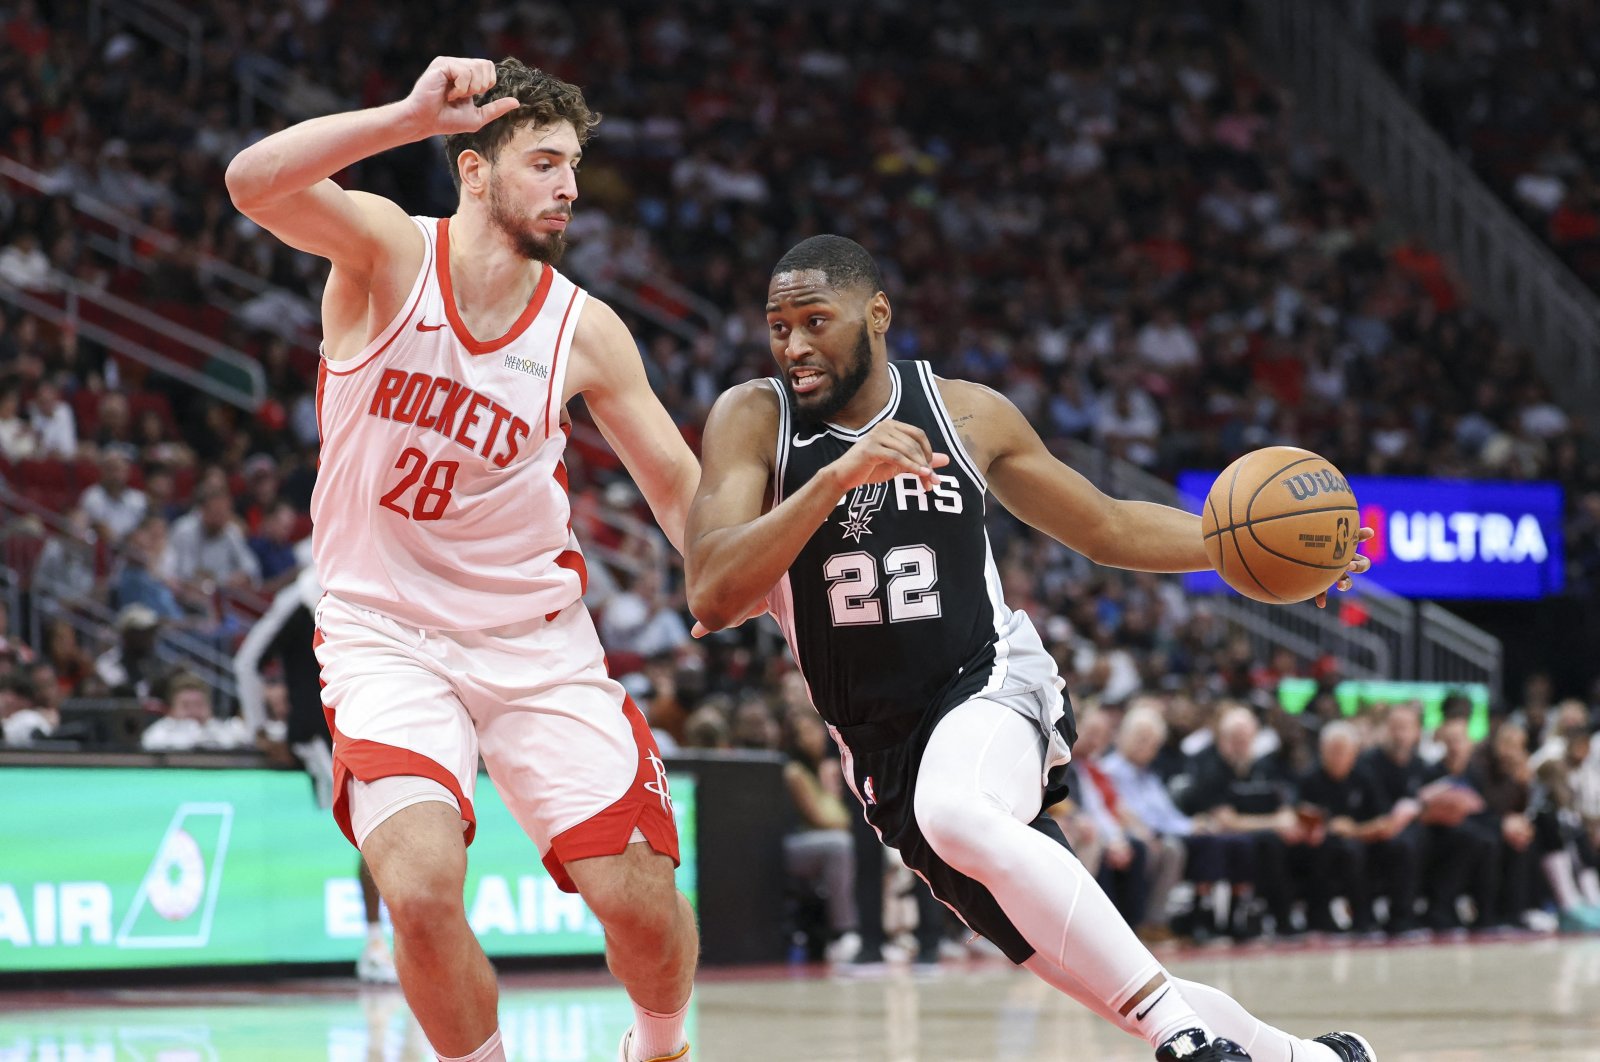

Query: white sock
[[1024, 956, 1208, 1046], [1580, 867, 1600, 906], [436, 1028, 505, 1062], [1174, 978, 1341, 1062], [630, 997, 689, 1060], [366, 922, 385, 950], [1023, 957, 1341, 1062], [915, 699, 1208, 1047], [1543, 851, 1584, 911]]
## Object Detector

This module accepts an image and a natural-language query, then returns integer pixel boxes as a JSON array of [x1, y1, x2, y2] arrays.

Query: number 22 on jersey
[[824, 544, 941, 626]]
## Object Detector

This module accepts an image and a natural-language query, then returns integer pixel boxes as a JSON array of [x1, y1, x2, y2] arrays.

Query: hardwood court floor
[[3, 936, 1597, 1060]]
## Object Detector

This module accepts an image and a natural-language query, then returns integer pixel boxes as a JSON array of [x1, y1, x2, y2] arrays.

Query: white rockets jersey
[[311, 215, 590, 631]]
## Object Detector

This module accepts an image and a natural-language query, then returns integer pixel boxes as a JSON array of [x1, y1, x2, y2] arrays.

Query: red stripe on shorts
[[324, 722, 478, 850], [317, 626, 477, 851], [542, 694, 681, 892]]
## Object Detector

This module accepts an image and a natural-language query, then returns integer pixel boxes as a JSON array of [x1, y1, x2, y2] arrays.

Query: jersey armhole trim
[[914, 361, 987, 492], [323, 215, 436, 378], [543, 285, 586, 438], [769, 377, 791, 505]]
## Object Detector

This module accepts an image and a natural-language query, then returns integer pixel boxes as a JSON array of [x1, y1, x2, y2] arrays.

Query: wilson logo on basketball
[[1279, 470, 1352, 502]]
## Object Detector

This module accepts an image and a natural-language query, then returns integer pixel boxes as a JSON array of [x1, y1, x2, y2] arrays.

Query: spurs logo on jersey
[[837, 474, 964, 543], [312, 215, 590, 631], [839, 482, 888, 541]]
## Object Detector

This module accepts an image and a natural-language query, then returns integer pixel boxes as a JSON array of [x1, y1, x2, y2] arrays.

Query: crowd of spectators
[[1060, 694, 1600, 941], [1372, 0, 1600, 290], [2, 0, 1600, 952]]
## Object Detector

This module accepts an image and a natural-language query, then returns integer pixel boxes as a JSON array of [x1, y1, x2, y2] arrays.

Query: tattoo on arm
[[946, 412, 981, 467]]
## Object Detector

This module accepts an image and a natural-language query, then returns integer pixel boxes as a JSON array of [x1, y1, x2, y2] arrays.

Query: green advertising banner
[[0, 986, 666, 1060], [0, 768, 696, 972], [1275, 678, 1491, 741]]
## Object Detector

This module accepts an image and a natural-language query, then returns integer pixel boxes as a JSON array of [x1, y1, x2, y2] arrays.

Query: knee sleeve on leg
[[351, 776, 463, 849]]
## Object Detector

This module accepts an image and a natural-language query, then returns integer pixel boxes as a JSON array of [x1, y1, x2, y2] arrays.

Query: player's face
[[486, 121, 581, 264], [767, 270, 876, 425]]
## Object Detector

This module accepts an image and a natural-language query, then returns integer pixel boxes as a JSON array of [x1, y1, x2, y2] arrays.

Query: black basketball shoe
[[1313, 1031, 1378, 1060], [1154, 1028, 1252, 1060]]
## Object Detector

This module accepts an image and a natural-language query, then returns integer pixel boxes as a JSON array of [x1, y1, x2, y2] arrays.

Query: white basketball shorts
[[312, 593, 679, 892]]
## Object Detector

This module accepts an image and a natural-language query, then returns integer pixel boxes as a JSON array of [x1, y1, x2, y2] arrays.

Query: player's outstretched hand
[[830, 420, 950, 493], [400, 57, 521, 137], [1314, 525, 1375, 609]]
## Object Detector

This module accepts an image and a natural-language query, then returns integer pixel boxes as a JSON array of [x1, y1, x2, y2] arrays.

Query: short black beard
[[785, 323, 873, 428], [489, 178, 567, 264]]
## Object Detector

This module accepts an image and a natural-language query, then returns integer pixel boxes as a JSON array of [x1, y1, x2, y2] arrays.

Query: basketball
[[1200, 446, 1359, 604]]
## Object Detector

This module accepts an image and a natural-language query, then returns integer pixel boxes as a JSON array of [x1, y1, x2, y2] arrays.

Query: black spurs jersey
[[765, 361, 1057, 729]]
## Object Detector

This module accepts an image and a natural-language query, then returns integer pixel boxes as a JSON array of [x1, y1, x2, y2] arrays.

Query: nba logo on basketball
[[863, 776, 877, 805]]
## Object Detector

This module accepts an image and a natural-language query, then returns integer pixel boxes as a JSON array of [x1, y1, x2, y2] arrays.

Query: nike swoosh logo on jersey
[[793, 432, 828, 447], [416, 321, 447, 332]]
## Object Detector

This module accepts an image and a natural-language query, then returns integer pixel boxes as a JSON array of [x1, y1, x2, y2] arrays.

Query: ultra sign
[[1177, 473, 1565, 599]]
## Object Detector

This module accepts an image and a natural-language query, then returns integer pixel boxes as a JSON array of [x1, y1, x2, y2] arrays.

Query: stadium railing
[[0, 486, 244, 715], [5, 149, 720, 364], [1418, 601, 1504, 697], [0, 155, 320, 349], [87, 0, 202, 88], [1249, 0, 1600, 426], [0, 273, 267, 413]]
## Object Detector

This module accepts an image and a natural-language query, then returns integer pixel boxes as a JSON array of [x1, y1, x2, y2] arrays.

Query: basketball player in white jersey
[[227, 58, 696, 1062]]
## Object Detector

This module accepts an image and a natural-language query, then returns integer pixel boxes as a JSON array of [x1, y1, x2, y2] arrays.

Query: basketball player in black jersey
[[685, 236, 1377, 1062]]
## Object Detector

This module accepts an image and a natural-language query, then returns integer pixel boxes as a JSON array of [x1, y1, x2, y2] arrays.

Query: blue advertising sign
[[1177, 473, 1564, 600]]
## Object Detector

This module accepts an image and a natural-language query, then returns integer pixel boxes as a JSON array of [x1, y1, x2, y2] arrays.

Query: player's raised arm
[[684, 383, 947, 633], [565, 299, 700, 555], [225, 56, 516, 274], [946, 379, 1212, 573]]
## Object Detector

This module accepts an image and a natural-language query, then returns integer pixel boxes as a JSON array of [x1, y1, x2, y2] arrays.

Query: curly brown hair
[[442, 58, 600, 191]]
